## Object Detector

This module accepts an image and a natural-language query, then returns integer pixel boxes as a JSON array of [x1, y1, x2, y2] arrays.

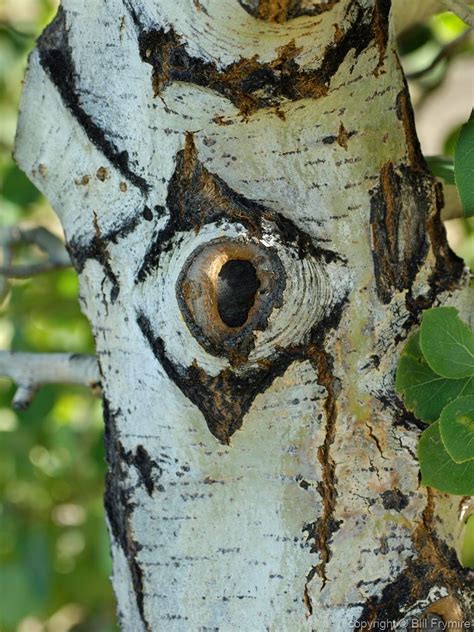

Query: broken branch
[[0, 351, 101, 410], [0, 225, 71, 279]]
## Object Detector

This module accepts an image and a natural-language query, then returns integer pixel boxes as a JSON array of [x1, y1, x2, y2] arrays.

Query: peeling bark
[[14, 0, 472, 629]]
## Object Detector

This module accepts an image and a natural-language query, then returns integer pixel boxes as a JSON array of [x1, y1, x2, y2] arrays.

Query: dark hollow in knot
[[217, 259, 261, 328]]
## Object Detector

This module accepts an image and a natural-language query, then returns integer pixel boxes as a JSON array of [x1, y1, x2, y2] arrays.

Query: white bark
[[14, 1, 473, 630]]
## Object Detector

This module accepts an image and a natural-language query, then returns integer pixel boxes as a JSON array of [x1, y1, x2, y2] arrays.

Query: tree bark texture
[[15, 0, 472, 629]]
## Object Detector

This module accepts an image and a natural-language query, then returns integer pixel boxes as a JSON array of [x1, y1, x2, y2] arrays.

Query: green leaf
[[426, 155, 455, 185], [396, 332, 474, 423], [439, 396, 474, 464], [1, 163, 41, 207], [460, 514, 474, 569], [418, 421, 474, 495], [420, 307, 474, 379], [454, 110, 474, 217]]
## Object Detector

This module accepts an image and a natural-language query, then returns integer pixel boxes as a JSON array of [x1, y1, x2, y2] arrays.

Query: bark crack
[[304, 346, 340, 604], [365, 420, 388, 460], [396, 434, 417, 462], [370, 162, 431, 305]]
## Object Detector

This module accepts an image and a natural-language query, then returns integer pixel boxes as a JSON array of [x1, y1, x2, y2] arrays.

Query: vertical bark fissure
[[303, 345, 340, 611], [395, 85, 427, 171], [314, 349, 339, 586]]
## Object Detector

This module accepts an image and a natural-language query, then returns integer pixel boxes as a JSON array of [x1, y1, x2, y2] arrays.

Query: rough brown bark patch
[[239, 0, 341, 20], [370, 162, 431, 304], [357, 492, 470, 628]]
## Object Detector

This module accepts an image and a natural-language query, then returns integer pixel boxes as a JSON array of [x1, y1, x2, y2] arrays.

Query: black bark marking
[[66, 206, 155, 299], [380, 488, 409, 512], [67, 213, 124, 303], [136, 312, 292, 444], [423, 183, 465, 302], [137, 133, 342, 283], [132, 1, 381, 117], [67, 235, 120, 301], [37, 7, 149, 193], [130, 445, 163, 496], [376, 391, 426, 432], [142, 206, 153, 221], [136, 293, 349, 444], [103, 400, 151, 631]]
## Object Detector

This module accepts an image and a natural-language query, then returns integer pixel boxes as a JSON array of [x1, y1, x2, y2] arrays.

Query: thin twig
[[406, 30, 472, 80], [441, 0, 474, 28], [0, 226, 71, 280], [0, 351, 101, 410]]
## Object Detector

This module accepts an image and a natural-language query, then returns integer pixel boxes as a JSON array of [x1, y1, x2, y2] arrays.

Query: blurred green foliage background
[[0, 2, 472, 631], [0, 1, 116, 631]]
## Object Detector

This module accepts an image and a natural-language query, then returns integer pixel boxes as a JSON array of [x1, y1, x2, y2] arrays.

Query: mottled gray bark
[[14, 0, 472, 629]]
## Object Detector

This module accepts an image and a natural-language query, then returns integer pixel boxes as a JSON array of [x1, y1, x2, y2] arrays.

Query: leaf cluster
[[396, 307, 474, 496]]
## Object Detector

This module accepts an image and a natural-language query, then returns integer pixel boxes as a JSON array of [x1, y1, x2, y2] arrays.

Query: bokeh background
[[0, 2, 472, 631]]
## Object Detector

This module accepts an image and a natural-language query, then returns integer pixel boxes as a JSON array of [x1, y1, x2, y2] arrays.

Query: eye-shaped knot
[[135, 134, 346, 441], [176, 238, 285, 363]]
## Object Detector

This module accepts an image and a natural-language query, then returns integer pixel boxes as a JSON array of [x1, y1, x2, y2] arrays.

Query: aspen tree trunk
[[14, 0, 472, 629]]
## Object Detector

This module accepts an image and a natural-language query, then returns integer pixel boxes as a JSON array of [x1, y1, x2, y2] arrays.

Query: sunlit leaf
[[454, 110, 474, 218], [420, 307, 474, 379], [396, 332, 474, 423], [439, 396, 474, 464], [418, 421, 474, 495]]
